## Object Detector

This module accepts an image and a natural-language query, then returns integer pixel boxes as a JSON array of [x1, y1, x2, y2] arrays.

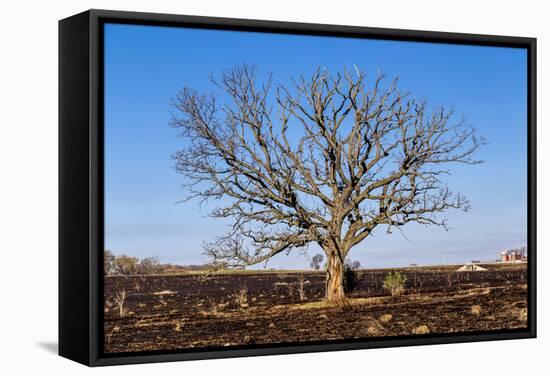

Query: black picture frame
[[59, 9, 537, 367]]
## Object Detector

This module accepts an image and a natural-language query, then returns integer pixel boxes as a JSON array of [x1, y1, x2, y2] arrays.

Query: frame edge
[[59, 8, 537, 367]]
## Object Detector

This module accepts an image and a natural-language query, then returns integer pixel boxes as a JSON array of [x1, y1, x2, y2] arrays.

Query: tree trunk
[[325, 252, 348, 307]]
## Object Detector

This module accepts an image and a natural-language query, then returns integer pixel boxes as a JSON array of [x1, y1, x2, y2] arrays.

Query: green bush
[[383, 271, 407, 296]]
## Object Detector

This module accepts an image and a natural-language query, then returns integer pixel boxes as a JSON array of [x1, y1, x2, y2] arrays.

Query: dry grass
[[153, 290, 177, 296], [518, 308, 528, 322], [270, 286, 504, 314], [198, 298, 232, 317], [235, 285, 249, 308], [288, 296, 388, 311]]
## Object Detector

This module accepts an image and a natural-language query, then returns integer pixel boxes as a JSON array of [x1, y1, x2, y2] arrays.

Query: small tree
[[114, 289, 127, 318], [345, 260, 361, 270], [383, 271, 407, 296], [112, 255, 139, 276], [104, 250, 115, 276], [296, 274, 307, 301], [310, 254, 324, 270]]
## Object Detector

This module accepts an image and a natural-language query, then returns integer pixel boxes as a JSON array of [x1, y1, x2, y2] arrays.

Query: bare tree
[[171, 65, 484, 306], [310, 254, 324, 271], [137, 256, 163, 275], [104, 250, 115, 276]]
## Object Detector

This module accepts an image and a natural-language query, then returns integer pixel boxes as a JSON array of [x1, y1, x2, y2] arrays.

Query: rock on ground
[[412, 325, 430, 335], [379, 314, 393, 323]]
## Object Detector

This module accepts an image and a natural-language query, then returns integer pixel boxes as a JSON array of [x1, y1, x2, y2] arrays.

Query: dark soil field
[[103, 263, 528, 353]]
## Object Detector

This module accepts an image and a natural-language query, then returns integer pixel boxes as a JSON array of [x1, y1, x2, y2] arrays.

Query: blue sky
[[104, 23, 527, 269]]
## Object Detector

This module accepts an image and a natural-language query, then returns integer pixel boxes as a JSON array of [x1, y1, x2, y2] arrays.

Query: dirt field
[[103, 264, 528, 353]]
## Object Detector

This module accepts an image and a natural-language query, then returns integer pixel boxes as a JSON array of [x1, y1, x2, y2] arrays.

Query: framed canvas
[[59, 9, 537, 366]]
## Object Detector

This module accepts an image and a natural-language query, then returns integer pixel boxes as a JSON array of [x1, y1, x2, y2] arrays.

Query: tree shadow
[[37, 341, 58, 354]]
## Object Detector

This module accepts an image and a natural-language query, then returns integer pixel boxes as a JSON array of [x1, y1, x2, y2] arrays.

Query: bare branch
[[171, 64, 485, 268]]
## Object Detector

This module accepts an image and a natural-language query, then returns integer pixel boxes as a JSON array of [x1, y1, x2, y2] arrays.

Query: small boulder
[[379, 314, 393, 323], [367, 326, 380, 335], [470, 305, 482, 315], [412, 325, 430, 335]]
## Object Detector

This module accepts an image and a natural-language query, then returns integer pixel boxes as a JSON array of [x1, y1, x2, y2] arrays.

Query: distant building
[[500, 248, 527, 263]]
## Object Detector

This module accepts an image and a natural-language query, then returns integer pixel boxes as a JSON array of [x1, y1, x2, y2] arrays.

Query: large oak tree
[[171, 65, 484, 306]]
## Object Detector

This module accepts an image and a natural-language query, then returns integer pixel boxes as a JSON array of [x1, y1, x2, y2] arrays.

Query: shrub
[[111, 255, 139, 275], [383, 271, 407, 296], [205, 261, 227, 273], [235, 285, 248, 308], [137, 256, 163, 275]]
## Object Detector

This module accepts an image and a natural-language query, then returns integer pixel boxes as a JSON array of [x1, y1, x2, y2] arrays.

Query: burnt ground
[[103, 264, 528, 353]]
